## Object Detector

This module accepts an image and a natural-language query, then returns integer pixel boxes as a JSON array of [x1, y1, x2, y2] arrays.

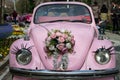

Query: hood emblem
[[44, 29, 75, 70]]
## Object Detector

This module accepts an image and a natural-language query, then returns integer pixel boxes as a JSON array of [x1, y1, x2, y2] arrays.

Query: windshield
[[34, 4, 92, 24]]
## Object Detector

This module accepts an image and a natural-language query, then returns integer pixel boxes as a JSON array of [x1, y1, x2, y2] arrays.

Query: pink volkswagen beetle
[[9, 1, 119, 80]]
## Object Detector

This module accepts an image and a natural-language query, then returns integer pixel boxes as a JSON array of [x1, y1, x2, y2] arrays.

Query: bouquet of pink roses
[[44, 29, 75, 56]]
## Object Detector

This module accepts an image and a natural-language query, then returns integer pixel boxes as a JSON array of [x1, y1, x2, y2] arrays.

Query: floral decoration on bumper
[[44, 29, 75, 70]]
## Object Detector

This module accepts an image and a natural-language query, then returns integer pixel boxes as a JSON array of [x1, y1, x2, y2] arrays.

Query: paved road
[[105, 31, 120, 80], [2, 31, 120, 80]]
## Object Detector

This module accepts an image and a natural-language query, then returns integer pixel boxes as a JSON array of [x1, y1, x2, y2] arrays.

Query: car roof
[[35, 2, 91, 9]]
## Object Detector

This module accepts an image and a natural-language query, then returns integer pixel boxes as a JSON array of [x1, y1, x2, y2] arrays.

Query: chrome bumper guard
[[10, 67, 119, 79]]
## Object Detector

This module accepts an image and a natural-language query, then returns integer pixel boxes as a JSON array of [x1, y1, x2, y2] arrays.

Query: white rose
[[46, 41, 50, 47], [49, 45, 55, 51], [66, 43, 71, 49], [67, 37, 71, 41], [61, 29, 65, 33], [47, 37, 51, 41]]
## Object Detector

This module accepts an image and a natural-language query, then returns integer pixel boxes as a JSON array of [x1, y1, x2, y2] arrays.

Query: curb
[[0, 55, 9, 71], [0, 66, 9, 80], [0, 55, 9, 80]]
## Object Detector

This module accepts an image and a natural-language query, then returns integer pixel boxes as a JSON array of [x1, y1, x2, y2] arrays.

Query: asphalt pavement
[[105, 31, 120, 80], [105, 31, 120, 41], [105, 31, 120, 54]]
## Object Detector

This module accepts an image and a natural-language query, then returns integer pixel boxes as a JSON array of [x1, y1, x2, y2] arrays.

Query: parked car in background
[[9, 1, 119, 80]]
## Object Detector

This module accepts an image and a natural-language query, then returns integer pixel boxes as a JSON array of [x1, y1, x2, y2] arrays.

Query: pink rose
[[50, 33, 56, 39], [56, 32, 62, 36], [62, 34, 68, 39], [56, 43, 65, 51], [46, 36, 51, 41], [58, 36, 65, 43], [61, 48, 68, 54], [71, 35, 74, 40], [71, 39, 75, 45]]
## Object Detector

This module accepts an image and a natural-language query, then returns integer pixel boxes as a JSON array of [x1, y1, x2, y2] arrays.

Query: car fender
[[9, 38, 45, 69], [86, 38, 116, 70]]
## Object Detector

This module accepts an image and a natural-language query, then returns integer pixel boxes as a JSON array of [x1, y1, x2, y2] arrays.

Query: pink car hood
[[30, 22, 95, 70]]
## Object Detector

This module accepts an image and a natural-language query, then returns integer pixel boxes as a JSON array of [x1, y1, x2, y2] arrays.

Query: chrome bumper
[[10, 67, 119, 79]]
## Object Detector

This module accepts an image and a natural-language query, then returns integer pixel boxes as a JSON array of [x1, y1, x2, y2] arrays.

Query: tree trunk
[[0, 0, 2, 24], [0, 0, 4, 24]]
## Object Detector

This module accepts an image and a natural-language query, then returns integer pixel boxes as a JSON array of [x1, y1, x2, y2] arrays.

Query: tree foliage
[[82, 0, 92, 5], [16, 0, 28, 14], [29, 0, 35, 13], [16, 0, 35, 14]]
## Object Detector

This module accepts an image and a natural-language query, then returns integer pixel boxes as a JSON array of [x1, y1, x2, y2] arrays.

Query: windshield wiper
[[70, 19, 87, 23], [41, 20, 71, 23], [40, 19, 87, 23]]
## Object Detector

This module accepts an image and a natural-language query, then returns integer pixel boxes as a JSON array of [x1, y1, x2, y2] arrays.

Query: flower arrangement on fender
[[44, 29, 75, 56]]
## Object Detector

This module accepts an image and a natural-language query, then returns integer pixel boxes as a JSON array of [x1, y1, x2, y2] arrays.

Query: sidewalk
[[105, 31, 120, 41], [0, 55, 9, 80], [0, 55, 9, 71], [105, 31, 120, 55]]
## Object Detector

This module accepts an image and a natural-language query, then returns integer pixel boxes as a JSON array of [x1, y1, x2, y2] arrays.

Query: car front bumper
[[10, 67, 119, 79]]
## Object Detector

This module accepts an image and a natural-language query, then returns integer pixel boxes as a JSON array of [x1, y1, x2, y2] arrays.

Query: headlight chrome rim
[[95, 48, 111, 65], [16, 48, 32, 65]]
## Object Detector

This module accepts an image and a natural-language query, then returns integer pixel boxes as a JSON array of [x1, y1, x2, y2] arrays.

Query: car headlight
[[95, 48, 111, 65], [16, 48, 32, 65]]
